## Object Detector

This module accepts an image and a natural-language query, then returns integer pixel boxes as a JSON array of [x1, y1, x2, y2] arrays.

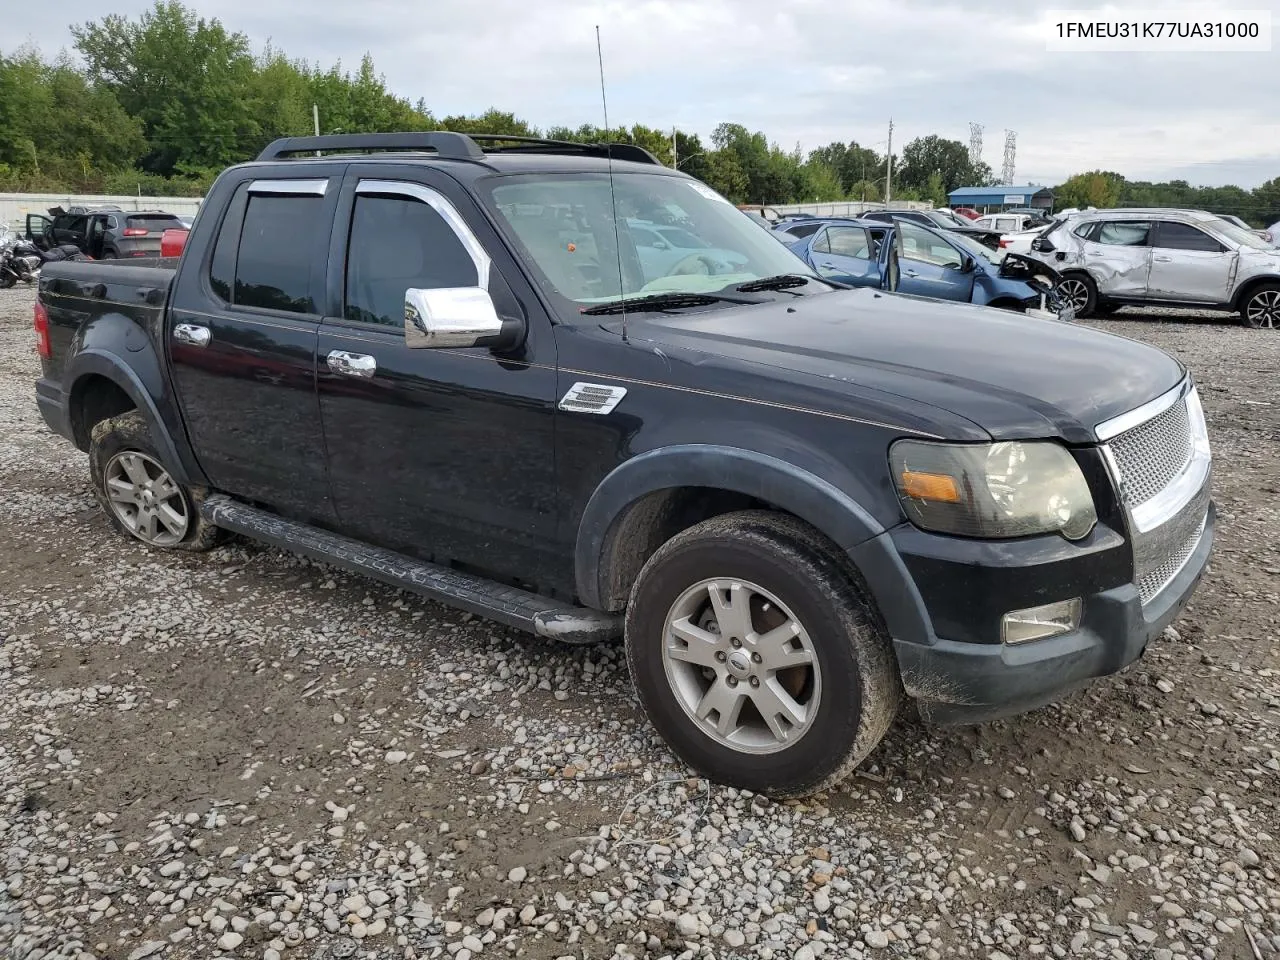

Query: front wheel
[[89, 410, 223, 551], [625, 511, 900, 797], [1239, 283, 1280, 329], [1055, 273, 1098, 319]]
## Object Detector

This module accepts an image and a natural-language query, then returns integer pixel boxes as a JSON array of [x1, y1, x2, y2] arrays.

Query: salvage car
[[1030, 208, 1280, 327], [778, 217, 1069, 319], [858, 208, 1003, 250], [25, 206, 187, 260], [33, 132, 1214, 797]]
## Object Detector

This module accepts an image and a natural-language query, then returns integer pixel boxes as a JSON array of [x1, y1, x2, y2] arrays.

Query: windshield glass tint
[[484, 173, 816, 305]]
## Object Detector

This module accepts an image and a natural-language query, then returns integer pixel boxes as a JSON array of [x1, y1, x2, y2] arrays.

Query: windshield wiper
[[579, 291, 759, 316], [737, 273, 845, 293]]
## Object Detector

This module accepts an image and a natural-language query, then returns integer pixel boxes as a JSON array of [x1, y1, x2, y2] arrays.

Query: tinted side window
[[230, 194, 325, 313], [812, 229, 832, 254], [785, 223, 821, 238], [345, 193, 479, 327], [1095, 221, 1151, 246], [1154, 221, 1224, 252], [899, 222, 962, 267]]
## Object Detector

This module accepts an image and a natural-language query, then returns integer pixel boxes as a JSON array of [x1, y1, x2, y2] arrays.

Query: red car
[[951, 207, 982, 220]]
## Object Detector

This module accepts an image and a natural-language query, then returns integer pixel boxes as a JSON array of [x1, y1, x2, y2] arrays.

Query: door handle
[[327, 350, 376, 378], [173, 323, 211, 347], [1153, 256, 1174, 262]]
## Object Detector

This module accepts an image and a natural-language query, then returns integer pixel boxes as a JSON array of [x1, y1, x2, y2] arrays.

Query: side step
[[200, 495, 621, 644]]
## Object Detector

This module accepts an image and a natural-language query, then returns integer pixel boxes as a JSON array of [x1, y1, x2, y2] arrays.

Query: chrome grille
[[1137, 516, 1205, 604], [1108, 399, 1192, 506]]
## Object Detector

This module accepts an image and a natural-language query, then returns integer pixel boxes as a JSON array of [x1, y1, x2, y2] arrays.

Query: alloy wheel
[[103, 451, 189, 546], [1057, 278, 1090, 313], [1246, 289, 1279, 329], [661, 578, 821, 754]]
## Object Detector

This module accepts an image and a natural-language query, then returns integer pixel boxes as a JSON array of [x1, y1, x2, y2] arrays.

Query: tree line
[[1, 1, 1276, 225]]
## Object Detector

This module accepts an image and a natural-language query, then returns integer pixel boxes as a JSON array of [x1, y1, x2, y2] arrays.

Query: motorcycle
[[0, 225, 89, 288]]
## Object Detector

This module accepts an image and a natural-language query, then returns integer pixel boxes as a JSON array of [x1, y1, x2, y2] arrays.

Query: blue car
[[773, 217, 1072, 320]]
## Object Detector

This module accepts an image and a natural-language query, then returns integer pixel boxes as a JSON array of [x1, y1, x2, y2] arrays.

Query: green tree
[[72, 1, 260, 175], [896, 135, 989, 196], [1056, 170, 1124, 209]]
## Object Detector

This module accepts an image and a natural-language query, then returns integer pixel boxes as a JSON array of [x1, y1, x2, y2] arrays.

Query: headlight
[[890, 439, 1097, 540]]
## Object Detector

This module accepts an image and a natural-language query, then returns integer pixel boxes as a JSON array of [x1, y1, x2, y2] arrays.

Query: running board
[[200, 495, 621, 644]]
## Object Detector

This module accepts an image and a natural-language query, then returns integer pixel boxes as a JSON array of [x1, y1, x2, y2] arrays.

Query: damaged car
[[1029, 208, 1280, 328], [782, 217, 1070, 320]]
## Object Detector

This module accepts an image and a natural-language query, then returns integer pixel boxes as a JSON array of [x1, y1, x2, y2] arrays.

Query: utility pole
[[313, 104, 322, 157], [672, 126, 678, 169], [885, 118, 893, 204]]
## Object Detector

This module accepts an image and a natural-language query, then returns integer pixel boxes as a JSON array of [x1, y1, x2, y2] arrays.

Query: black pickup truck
[[33, 132, 1214, 797]]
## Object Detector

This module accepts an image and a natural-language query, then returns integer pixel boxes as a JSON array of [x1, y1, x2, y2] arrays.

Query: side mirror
[[404, 287, 524, 351], [962, 255, 976, 273]]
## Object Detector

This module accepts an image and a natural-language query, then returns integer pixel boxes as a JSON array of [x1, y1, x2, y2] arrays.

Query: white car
[[973, 212, 1050, 235]]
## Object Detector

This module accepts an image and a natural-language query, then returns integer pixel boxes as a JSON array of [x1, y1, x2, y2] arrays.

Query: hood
[[628, 288, 1184, 443]]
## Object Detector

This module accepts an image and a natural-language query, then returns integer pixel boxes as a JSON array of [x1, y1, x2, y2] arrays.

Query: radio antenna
[[596, 25, 627, 342]]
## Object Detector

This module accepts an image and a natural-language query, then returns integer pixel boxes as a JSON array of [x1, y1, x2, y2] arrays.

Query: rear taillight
[[999, 239, 1010, 248], [34, 301, 51, 359], [122, 227, 148, 237], [161, 229, 189, 258]]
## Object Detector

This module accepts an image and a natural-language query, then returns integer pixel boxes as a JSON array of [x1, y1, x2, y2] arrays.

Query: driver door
[[893, 221, 975, 301], [25, 214, 53, 250]]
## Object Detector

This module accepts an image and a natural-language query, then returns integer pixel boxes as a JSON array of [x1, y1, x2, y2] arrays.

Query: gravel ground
[[0, 285, 1277, 960]]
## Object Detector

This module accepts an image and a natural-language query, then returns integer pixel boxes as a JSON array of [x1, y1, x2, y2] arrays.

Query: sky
[[10, 0, 1280, 188]]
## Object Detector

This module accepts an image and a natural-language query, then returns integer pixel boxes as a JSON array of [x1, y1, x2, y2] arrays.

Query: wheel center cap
[[726, 650, 752, 679]]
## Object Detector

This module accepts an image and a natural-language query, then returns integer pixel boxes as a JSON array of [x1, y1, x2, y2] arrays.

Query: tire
[[89, 410, 223, 552], [1056, 272, 1098, 319], [625, 511, 900, 798], [1239, 283, 1280, 329], [0, 271, 15, 289]]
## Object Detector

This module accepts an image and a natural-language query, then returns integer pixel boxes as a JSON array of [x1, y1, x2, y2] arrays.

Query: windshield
[[946, 230, 1005, 264], [926, 210, 972, 229], [1209, 216, 1273, 250], [483, 173, 821, 309]]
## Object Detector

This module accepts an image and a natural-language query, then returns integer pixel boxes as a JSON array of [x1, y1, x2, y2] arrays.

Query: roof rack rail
[[256, 132, 486, 162], [466, 134, 663, 166]]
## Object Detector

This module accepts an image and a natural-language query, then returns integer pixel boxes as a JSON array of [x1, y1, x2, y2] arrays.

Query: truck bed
[[39, 259, 178, 382]]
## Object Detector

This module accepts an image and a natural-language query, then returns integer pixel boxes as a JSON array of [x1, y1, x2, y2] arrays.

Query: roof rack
[[255, 131, 664, 166], [257, 132, 486, 162], [466, 134, 662, 166]]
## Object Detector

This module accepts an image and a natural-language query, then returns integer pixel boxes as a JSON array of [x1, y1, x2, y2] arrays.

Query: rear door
[[166, 174, 341, 524], [1146, 220, 1237, 303], [808, 225, 880, 286], [1078, 220, 1152, 297], [894, 221, 976, 301], [315, 168, 561, 586]]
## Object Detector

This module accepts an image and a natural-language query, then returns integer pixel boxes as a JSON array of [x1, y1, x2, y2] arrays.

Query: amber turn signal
[[900, 470, 960, 503]]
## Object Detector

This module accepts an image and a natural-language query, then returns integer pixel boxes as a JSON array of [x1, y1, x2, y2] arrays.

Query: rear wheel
[[89, 410, 223, 551], [1056, 273, 1098, 319], [1239, 283, 1280, 329], [625, 511, 899, 797]]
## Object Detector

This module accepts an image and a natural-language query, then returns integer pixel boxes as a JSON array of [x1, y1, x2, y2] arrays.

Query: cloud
[[11, 0, 1278, 187]]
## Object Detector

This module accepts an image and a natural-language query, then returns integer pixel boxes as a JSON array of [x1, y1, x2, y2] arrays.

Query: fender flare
[[65, 349, 197, 486], [574, 444, 885, 610], [1231, 273, 1280, 311]]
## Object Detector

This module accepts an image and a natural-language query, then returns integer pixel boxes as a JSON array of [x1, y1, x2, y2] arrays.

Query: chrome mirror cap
[[404, 287, 503, 349]]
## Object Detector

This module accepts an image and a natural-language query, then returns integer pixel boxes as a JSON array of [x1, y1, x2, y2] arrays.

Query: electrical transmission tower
[[1002, 130, 1017, 185], [968, 122, 983, 167]]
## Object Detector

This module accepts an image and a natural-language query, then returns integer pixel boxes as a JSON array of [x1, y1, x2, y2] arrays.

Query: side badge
[[559, 382, 627, 415]]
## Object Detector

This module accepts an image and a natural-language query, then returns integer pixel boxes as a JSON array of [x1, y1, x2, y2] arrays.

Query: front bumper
[[849, 501, 1215, 725]]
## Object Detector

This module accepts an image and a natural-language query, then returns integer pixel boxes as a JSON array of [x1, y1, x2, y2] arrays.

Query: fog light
[[1001, 598, 1081, 644]]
